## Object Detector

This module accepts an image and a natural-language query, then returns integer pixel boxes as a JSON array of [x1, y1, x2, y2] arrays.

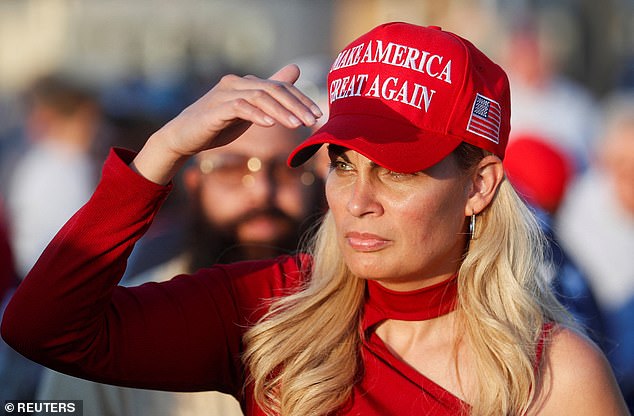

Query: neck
[[365, 274, 458, 322], [375, 271, 458, 292], [375, 307, 458, 347]]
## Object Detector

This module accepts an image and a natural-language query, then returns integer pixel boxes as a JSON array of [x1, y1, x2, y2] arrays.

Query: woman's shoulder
[[529, 326, 629, 415], [546, 326, 611, 382]]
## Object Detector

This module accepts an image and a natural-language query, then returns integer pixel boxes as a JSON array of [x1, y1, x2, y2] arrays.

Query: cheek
[[397, 190, 468, 244], [325, 175, 350, 211], [325, 178, 350, 241], [276, 186, 312, 219], [324, 180, 351, 238], [199, 185, 244, 224]]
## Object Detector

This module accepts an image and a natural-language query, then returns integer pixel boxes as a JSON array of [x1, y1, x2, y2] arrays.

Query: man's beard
[[185, 204, 306, 272]]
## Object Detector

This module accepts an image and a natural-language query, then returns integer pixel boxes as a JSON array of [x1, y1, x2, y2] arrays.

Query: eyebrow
[[327, 144, 381, 169], [327, 144, 347, 160]]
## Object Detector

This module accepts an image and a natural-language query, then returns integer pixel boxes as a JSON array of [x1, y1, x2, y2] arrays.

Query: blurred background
[[1, 0, 633, 128], [0, 0, 633, 413], [0, 0, 633, 160]]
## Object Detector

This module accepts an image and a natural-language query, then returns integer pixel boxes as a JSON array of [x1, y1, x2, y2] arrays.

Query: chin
[[345, 258, 392, 280], [238, 226, 286, 244]]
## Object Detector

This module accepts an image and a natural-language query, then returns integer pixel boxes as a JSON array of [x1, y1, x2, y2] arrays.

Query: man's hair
[[26, 74, 97, 117]]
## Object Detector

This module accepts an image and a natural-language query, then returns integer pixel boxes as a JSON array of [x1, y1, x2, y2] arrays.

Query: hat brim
[[287, 113, 463, 173]]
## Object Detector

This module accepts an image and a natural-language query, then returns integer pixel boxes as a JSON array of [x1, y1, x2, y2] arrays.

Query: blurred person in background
[[501, 10, 600, 172], [36, 122, 324, 416], [504, 135, 606, 346], [0, 74, 103, 402], [5, 74, 103, 278], [555, 92, 634, 412]]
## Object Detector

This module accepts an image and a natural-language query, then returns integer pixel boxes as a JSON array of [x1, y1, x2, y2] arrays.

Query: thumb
[[269, 64, 301, 84]]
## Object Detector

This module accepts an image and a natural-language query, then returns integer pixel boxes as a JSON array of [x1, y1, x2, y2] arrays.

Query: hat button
[[428, 25, 442, 31]]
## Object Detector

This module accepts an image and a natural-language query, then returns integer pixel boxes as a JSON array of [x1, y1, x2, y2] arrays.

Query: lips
[[345, 231, 392, 252]]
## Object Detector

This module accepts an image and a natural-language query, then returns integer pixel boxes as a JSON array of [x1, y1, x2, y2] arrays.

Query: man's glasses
[[198, 153, 315, 187]]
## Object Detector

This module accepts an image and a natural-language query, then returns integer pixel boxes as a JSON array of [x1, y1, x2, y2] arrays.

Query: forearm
[[130, 128, 191, 185], [1, 148, 258, 394]]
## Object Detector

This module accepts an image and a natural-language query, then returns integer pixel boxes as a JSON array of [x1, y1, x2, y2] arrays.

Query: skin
[[129, 64, 629, 415], [183, 124, 313, 246], [528, 328, 630, 415], [325, 145, 502, 401], [27, 93, 101, 153], [326, 146, 481, 290], [601, 121, 634, 215], [131, 65, 321, 185]]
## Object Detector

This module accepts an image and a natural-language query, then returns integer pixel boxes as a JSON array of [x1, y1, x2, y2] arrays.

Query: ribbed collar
[[363, 275, 458, 330]]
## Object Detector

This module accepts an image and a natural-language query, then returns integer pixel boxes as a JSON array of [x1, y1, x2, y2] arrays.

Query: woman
[[1, 22, 628, 415]]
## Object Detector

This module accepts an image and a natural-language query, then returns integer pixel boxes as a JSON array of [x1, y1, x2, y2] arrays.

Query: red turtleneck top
[[1, 148, 540, 415]]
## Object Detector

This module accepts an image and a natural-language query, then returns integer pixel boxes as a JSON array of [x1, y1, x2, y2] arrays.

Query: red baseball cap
[[504, 134, 574, 214], [288, 22, 511, 173]]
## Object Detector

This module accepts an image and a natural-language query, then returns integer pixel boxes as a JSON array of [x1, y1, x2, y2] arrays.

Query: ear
[[465, 155, 505, 216]]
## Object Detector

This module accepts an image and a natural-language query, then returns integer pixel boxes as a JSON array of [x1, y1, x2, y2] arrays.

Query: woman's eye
[[383, 169, 416, 180], [329, 160, 352, 172]]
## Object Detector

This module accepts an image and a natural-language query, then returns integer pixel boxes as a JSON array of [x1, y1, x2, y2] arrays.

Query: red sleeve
[[0, 196, 16, 301], [0, 148, 307, 397]]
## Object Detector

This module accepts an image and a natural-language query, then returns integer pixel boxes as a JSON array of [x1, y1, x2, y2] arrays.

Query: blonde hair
[[243, 144, 571, 416], [243, 211, 364, 415], [458, 178, 570, 415]]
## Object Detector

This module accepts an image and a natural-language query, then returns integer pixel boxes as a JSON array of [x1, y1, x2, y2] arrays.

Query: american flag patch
[[466, 93, 501, 144]]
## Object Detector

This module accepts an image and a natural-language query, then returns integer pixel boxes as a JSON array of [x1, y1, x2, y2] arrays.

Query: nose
[[346, 176, 383, 217], [243, 170, 275, 206]]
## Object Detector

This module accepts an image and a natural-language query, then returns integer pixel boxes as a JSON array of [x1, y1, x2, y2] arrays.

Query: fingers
[[222, 66, 323, 128], [232, 84, 317, 128], [267, 64, 324, 119], [153, 65, 325, 159], [268, 63, 301, 84], [266, 64, 321, 117]]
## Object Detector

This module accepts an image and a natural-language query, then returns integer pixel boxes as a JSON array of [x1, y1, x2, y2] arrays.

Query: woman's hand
[[131, 64, 322, 184]]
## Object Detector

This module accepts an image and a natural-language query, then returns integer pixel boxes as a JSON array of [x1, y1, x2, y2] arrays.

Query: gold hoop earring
[[469, 213, 477, 240]]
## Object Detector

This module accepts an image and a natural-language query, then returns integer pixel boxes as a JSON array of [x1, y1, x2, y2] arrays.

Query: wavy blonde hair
[[243, 143, 571, 416]]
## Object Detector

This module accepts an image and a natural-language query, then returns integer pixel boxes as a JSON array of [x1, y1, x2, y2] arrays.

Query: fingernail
[[289, 115, 302, 126], [303, 113, 316, 126], [311, 105, 323, 117], [263, 115, 275, 125]]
